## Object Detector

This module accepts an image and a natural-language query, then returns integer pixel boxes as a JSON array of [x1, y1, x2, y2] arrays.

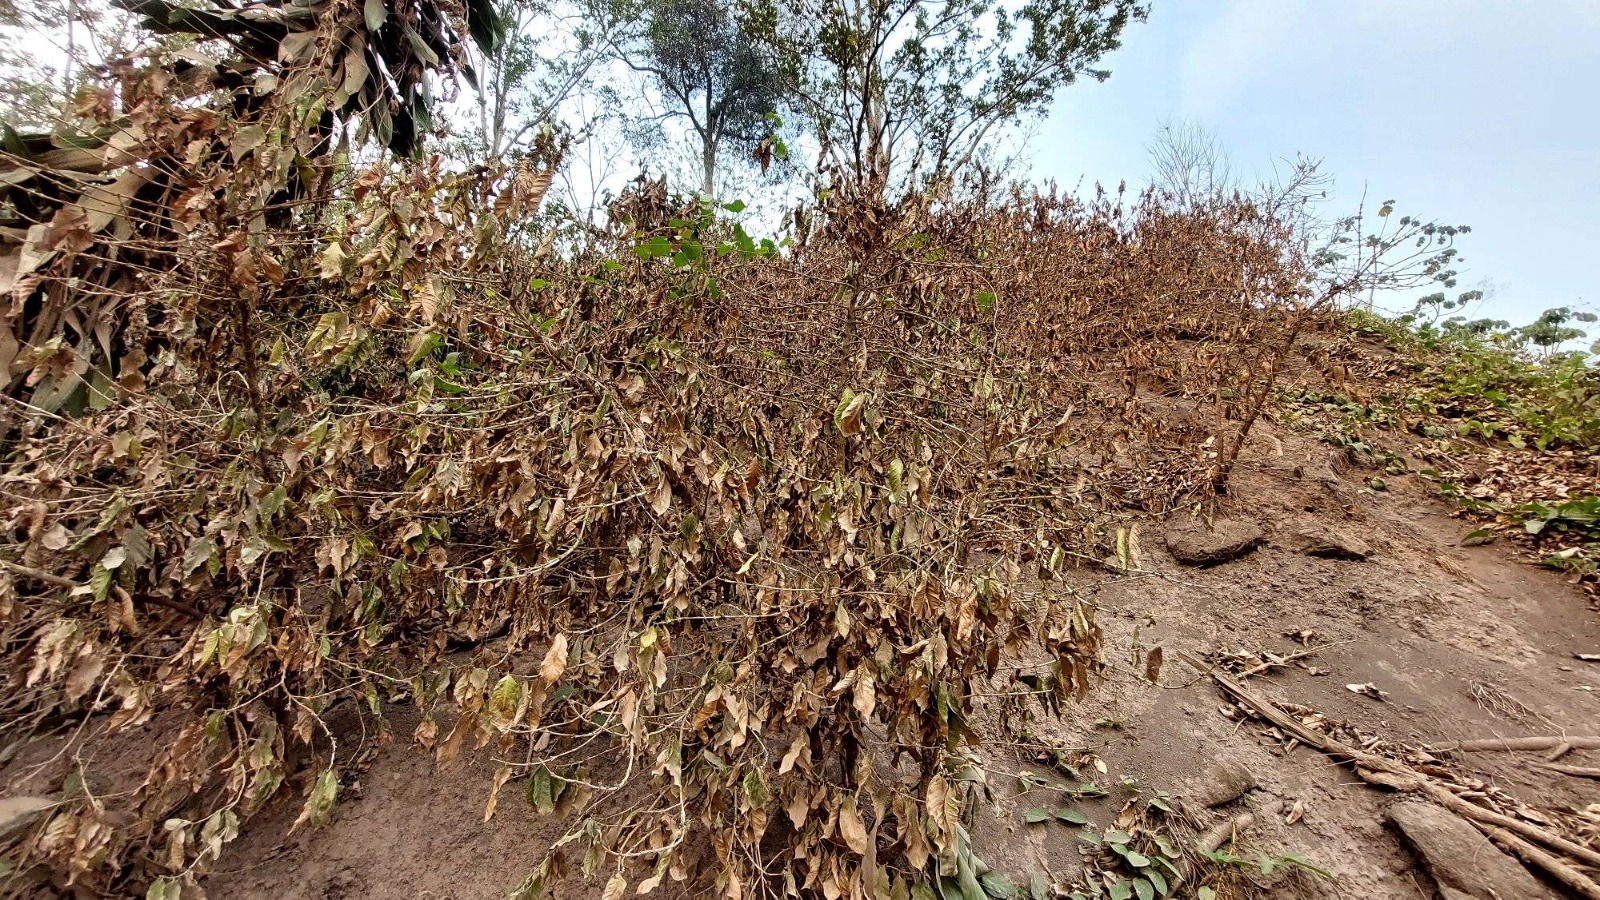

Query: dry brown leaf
[[838, 795, 869, 855], [1144, 646, 1164, 684], [484, 765, 512, 822]]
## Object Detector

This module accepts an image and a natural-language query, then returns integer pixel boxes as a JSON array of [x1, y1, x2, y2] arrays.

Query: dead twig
[[1236, 640, 1353, 679], [0, 560, 77, 588], [0, 560, 204, 619], [1453, 736, 1600, 753], [1533, 762, 1600, 781]]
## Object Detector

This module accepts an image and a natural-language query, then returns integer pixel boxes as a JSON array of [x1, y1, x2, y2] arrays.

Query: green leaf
[[90, 563, 113, 601], [1124, 851, 1150, 867], [1028, 874, 1048, 900], [977, 291, 996, 312], [1108, 879, 1131, 900], [407, 330, 442, 366], [527, 766, 554, 813], [1197, 889, 1216, 900], [146, 876, 181, 900], [978, 872, 1017, 899], [1132, 878, 1153, 900], [363, 0, 387, 32], [1024, 807, 1050, 824], [722, 199, 746, 213], [741, 768, 770, 808], [1055, 807, 1087, 825], [300, 769, 338, 829], [635, 235, 672, 260], [1144, 869, 1168, 896], [487, 674, 524, 731]]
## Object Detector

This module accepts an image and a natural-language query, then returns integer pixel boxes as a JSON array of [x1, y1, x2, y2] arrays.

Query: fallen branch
[[1196, 801, 1281, 854], [1484, 826, 1600, 900], [0, 559, 203, 619], [1453, 736, 1600, 753], [0, 559, 76, 588], [1533, 762, 1600, 781], [1236, 640, 1353, 679], [1362, 769, 1600, 871], [1180, 654, 1600, 879]]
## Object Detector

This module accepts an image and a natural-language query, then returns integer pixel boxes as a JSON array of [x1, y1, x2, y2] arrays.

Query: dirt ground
[[6, 416, 1595, 899]]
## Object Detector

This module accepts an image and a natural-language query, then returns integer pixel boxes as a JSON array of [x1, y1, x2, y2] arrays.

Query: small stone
[[0, 797, 53, 841], [1164, 519, 1264, 566], [1387, 801, 1551, 900], [1295, 526, 1371, 560], [1189, 758, 1257, 808]]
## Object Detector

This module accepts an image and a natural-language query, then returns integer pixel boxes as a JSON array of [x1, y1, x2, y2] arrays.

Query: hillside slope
[[171, 409, 1600, 899]]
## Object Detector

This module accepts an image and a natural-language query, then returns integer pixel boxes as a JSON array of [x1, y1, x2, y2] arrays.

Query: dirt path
[[202, 422, 1600, 899]]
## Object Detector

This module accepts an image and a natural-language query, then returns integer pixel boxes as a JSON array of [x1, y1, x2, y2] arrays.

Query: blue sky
[[1030, 0, 1600, 325]]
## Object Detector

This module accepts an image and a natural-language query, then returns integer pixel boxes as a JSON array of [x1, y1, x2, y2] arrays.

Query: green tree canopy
[[745, 0, 1147, 199], [616, 0, 785, 194]]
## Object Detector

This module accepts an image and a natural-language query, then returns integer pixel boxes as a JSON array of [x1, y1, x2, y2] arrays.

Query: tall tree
[[462, 0, 618, 162], [0, 0, 145, 130], [745, 0, 1146, 199], [617, 0, 784, 195]]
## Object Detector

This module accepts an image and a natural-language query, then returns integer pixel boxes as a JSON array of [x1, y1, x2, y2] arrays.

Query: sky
[[1030, 0, 1600, 325]]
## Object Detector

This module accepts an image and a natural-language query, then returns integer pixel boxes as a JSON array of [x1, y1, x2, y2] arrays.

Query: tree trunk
[[701, 140, 716, 196]]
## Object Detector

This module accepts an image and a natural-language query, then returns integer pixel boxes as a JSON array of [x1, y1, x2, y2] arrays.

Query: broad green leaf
[[487, 674, 524, 731], [295, 769, 338, 830], [90, 563, 113, 601], [742, 768, 769, 808], [363, 0, 387, 32], [978, 872, 1016, 898]]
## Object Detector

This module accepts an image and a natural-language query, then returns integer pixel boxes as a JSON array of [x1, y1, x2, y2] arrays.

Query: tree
[[0, 0, 146, 130], [460, 0, 617, 162], [745, 0, 1146, 200], [615, 0, 784, 195], [1146, 117, 1235, 205]]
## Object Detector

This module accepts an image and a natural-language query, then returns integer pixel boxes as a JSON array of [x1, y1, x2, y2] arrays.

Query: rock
[[1164, 519, 1264, 566], [1189, 758, 1258, 808], [0, 796, 53, 841], [1387, 801, 1551, 900], [1294, 526, 1371, 560]]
